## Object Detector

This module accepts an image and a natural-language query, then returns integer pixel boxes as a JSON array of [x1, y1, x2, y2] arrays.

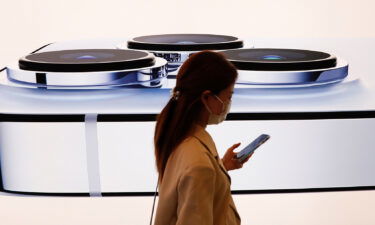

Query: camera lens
[[127, 34, 243, 51], [222, 48, 337, 71], [19, 49, 155, 72]]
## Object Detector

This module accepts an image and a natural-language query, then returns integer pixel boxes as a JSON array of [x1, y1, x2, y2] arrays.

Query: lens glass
[[237, 50, 308, 62], [262, 55, 284, 60], [60, 52, 115, 61]]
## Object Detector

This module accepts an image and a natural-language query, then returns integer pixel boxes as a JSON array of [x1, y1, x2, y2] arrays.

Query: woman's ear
[[202, 90, 211, 98], [200, 90, 211, 106], [201, 90, 211, 101]]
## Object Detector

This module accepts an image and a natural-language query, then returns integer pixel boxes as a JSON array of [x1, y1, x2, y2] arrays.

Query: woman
[[153, 50, 252, 225]]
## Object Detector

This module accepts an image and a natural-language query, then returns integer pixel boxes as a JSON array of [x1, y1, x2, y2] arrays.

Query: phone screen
[[236, 134, 270, 162]]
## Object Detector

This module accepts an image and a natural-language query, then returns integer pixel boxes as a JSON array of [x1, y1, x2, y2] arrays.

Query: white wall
[[1, 190, 374, 225], [1, 0, 375, 65]]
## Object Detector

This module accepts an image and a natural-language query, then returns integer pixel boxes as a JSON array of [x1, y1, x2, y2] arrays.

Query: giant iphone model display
[[0, 35, 374, 196]]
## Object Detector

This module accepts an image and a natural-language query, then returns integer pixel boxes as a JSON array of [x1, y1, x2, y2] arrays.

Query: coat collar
[[192, 124, 231, 184], [191, 124, 218, 158]]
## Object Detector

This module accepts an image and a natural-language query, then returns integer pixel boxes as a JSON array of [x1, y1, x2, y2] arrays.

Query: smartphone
[[236, 134, 270, 162]]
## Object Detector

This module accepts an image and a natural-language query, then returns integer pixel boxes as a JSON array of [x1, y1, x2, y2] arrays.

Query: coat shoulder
[[172, 136, 215, 169]]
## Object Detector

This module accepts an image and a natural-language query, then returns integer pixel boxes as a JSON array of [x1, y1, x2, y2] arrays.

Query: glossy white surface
[[0, 38, 374, 224], [0, 122, 89, 192], [1, 119, 374, 193], [0, 38, 375, 114]]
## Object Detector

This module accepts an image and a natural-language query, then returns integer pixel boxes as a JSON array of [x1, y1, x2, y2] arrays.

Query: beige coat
[[154, 124, 241, 225]]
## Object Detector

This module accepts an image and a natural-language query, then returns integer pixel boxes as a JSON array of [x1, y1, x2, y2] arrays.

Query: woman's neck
[[195, 109, 209, 129]]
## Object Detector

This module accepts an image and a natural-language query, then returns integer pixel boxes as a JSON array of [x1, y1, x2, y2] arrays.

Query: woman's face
[[217, 82, 235, 104], [205, 82, 235, 115]]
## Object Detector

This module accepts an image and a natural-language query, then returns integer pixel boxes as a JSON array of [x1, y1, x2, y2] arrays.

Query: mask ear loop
[[203, 99, 213, 114], [201, 92, 213, 114], [213, 95, 225, 113]]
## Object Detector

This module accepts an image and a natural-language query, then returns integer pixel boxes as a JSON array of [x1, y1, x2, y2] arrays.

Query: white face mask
[[204, 94, 232, 125]]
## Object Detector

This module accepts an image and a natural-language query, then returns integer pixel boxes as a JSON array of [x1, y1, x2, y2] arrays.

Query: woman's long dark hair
[[154, 50, 238, 181]]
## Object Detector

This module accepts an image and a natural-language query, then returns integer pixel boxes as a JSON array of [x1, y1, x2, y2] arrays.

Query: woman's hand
[[221, 143, 253, 171]]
